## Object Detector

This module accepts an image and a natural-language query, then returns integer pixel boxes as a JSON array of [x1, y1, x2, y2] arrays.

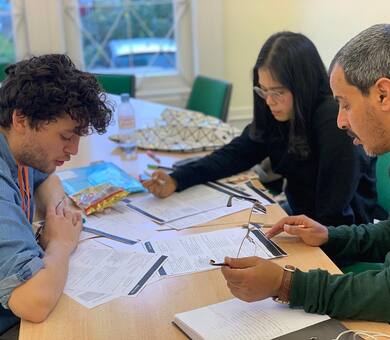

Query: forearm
[[321, 220, 390, 262], [290, 264, 390, 322], [172, 127, 266, 191], [8, 242, 72, 323], [34, 175, 66, 216]]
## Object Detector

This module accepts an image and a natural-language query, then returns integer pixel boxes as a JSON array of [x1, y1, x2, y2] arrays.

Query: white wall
[[223, 0, 390, 124], [11, 0, 390, 125]]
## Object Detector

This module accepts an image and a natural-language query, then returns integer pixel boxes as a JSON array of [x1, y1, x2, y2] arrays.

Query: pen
[[209, 259, 229, 267], [144, 170, 166, 185], [55, 195, 66, 210], [35, 216, 86, 241], [147, 164, 174, 171], [146, 150, 161, 164]]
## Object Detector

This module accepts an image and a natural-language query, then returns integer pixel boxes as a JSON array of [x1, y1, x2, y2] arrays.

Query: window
[[0, 0, 14, 63], [77, 0, 178, 76]]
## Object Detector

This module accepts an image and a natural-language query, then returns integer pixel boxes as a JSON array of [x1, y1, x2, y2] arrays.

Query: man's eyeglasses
[[253, 86, 287, 102], [210, 195, 267, 266], [228, 195, 266, 258]]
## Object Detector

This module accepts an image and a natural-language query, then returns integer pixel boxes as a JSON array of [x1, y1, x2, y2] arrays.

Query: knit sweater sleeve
[[170, 125, 268, 191], [290, 259, 390, 321], [321, 220, 390, 262], [289, 220, 390, 321]]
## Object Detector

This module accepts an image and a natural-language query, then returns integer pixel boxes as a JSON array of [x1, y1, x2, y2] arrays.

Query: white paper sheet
[[144, 226, 286, 276], [126, 184, 234, 223], [64, 242, 167, 308], [166, 199, 253, 230], [174, 298, 330, 340], [83, 200, 161, 243]]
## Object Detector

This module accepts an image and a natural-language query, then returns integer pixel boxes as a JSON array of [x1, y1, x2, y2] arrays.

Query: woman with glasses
[[143, 31, 383, 226]]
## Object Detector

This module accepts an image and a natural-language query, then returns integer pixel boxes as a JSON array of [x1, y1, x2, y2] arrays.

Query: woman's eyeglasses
[[253, 86, 287, 102]]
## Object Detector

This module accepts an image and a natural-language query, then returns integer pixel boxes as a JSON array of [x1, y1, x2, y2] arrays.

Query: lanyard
[[17, 165, 30, 221]]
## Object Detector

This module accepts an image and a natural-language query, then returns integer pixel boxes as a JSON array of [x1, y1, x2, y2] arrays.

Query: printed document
[[83, 200, 161, 243], [144, 226, 286, 276], [166, 199, 253, 230], [126, 184, 237, 223], [173, 298, 330, 340], [64, 242, 167, 308]]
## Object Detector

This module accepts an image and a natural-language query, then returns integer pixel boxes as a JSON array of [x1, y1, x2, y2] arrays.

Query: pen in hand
[[209, 259, 229, 267], [143, 170, 166, 185], [55, 195, 66, 212]]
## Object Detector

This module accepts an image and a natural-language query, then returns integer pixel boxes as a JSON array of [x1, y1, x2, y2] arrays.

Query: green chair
[[0, 63, 9, 82], [376, 152, 390, 212], [95, 74, 136, 97], [186, 75, 232, 122], [341, 153, 390, 274]]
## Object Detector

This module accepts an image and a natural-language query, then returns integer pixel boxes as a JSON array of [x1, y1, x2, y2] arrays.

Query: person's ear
[[375, 78, 390, 111], [11, 109, 28, 134]]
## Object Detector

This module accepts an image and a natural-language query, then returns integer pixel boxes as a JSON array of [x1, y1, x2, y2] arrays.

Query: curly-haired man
[[0, 54, 112, 332]]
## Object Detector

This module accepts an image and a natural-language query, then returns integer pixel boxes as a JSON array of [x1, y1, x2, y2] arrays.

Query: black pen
[[209, 259, 229, 267], [147, 164, 174, 171]]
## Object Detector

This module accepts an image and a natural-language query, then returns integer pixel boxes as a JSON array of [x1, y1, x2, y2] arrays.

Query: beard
[[16, 141, 55, 174], [363, 109, 390, 157]]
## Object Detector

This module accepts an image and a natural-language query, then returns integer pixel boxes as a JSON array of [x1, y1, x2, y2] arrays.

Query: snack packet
[[70, 183, 128, 215]]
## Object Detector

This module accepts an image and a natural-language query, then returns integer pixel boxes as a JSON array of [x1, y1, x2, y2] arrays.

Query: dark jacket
[[171, 97, 381, 226]]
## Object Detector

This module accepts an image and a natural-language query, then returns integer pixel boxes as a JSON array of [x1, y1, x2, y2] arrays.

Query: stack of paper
[[64, 242, 167, 308]]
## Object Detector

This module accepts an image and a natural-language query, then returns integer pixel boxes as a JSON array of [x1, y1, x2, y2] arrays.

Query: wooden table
[[19, 99, 390, 339]]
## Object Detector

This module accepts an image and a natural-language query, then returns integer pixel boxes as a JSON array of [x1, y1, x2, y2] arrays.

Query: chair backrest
[[0, 63, 9, 83], [186, 75, 232, 122], [95, 74, 136, 97], [376, 152, 390, 212]]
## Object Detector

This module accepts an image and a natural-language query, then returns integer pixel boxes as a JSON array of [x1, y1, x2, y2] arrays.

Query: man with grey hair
[[221, 24, 390, 322]]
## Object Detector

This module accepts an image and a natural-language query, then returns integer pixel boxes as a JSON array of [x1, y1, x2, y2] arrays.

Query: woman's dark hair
[[0, 54, 112, 135], [250, 31, 331, 158]]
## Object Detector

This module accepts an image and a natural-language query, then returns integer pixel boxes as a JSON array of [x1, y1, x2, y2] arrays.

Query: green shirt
[[290, 220, 390, 321]]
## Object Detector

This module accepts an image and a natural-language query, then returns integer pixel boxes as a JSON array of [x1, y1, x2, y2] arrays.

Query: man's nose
[[65, 135, 80, 155], [337, 109, 349, 130]]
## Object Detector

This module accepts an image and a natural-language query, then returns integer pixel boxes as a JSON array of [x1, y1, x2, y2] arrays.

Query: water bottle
[[117, 93, 137, 158]]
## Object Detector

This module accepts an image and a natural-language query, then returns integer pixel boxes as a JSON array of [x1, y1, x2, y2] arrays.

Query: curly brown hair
[[0, 54, 112, 135]]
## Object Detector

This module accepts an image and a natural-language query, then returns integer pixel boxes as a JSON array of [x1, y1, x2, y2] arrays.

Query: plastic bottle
[[117, 93, 137, 158]]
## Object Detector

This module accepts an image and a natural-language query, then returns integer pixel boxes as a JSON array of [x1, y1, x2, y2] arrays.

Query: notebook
[[173, 298, 359, 340]]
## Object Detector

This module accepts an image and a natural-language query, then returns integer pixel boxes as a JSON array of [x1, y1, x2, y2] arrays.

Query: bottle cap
[[120, 93, 130, 102]]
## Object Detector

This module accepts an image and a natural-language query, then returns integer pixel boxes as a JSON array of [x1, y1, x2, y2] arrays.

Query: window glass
[[0, 0, 14, 64], [78, 0, 177, 76]]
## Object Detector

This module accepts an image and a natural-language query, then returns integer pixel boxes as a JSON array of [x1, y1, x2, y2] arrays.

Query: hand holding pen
[[141, 169, 178, 198], [37, 198, 83, 251]]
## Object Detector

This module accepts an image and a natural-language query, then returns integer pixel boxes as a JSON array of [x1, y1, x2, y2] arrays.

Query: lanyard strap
[[17, 165, 30, 221]]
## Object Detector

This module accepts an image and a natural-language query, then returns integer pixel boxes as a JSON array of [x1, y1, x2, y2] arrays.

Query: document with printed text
[[174, 298, 330, 340], [144, 226, 286, 276], [64, 242, 167, 308]]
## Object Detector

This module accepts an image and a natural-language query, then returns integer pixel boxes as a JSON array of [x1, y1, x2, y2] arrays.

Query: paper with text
[[64, 242, 167, 308], [166, 199, 253, 230], [126, 184, 236, 223], [83, 200, 161, 243], [174, 298, 330, 340], [144, 226, 286, 276]]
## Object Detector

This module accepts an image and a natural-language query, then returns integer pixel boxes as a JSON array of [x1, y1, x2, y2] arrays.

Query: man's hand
[[266, 215, 329, 247], [142, 170, 177, 198], [39, 204, 82, 252], [221, 256, 284, 302]]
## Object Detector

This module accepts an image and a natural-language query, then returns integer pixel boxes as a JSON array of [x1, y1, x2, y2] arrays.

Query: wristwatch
[[272, 265, 296, 304]]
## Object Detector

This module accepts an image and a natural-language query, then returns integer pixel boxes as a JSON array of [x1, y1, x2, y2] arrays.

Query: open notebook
[[173, 298, 360, 340]]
